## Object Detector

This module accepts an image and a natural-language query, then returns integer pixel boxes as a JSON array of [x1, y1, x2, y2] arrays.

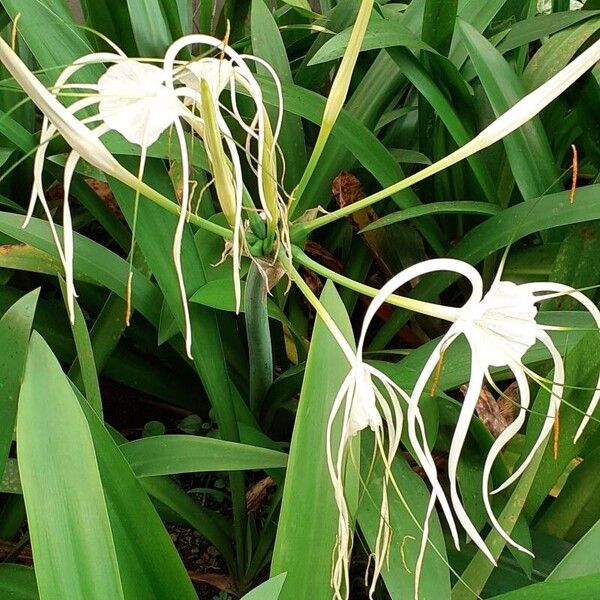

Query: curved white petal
[[524, 282, 600, 442], [446, 351, 496, 564], [171, 119, 193, 358], [406, 325, 464, 548], [481, 362, 534, 556], [98, 60, 182, 147], [492, 330, 564, 494], [357, 258, 484, 357]]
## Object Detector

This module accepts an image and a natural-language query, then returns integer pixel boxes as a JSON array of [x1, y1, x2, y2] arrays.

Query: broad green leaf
[[0, 564, 38, 600], [79, 0, 136, 55], [0, 213, 162, 327], [524, 18, 600, 91], [548, 507, 600, 580], [487, 573, 600, 600], [497, 11, 600, 54], [17, 333, 124, 600], [271, 282, 355, 599], [450, 0, 509, 68], [0, 290, 37, 479], [361, 201, 500, 232], [75, 388, 198, 599], [121, 435, 288, 476], [0, 0, 94, 85], [241, 573, 287, 600], [309, 19, 436, 64]]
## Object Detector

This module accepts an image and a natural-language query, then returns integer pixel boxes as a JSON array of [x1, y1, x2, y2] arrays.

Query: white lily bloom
[[163, 35, 284, 312], [326, 322, 407, 599], [362, 258, 600, 570], [537, 0, 584, 13], [0, 36, 201, 356]]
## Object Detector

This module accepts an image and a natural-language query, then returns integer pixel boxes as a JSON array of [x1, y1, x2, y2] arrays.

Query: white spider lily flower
[[326, 330, 407, 599], [537, 0, 584, 13], [163, 35, 284, 311], [363, 258, 600, 569], [0, 37, 200, 356]]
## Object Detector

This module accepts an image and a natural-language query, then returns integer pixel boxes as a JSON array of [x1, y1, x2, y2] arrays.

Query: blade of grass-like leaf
[[271, 282, 355, 599], [308, 18, 436, 63], [0, 0, 95, 85], [0, 212, 162, 326], [419, 0, 458, 186], [58, 278, 102, 416], [79, 0, 136, 55], [386, 47, 498, 203], [17, 332, 124, 600], [241, 573, 286, 600], [449, 0, 509, 68], [486, 573, 600, 600], [251, 0, 307, 188], [459, 19, 559, 202], [74, 387, 198, 599], [361, 201, 500, 232], [0, 290, 37, 480], [358, 434, 451, 599], [125, 0, 172, 55], [523, 17, 600, 90], [548, 505, 600, 580], [0, 564, 37, 600], [496, 11, 600, 54], [121, 435, 287, 476]]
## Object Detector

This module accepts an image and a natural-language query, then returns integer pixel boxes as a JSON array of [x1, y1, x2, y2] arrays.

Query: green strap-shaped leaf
[[459, 19, 559, 203], [241, 573, 287, 600], [17, 333, 124, 600], [0, 289, 38, 479], [486, 573, 600, 600], [271, 282, 355, 599], [121, 434, 287, 477], [74, 388, 198, 599]]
